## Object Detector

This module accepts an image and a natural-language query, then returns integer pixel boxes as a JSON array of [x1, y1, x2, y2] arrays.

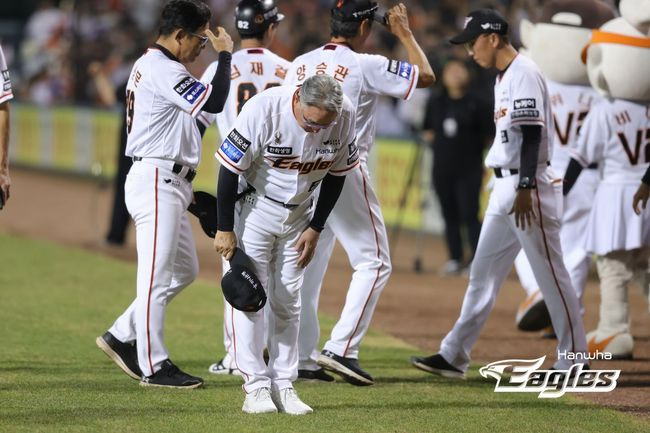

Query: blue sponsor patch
[[220, 139, 244, 163], [398, 62, 413, 80], [183, 81, 207, 103]]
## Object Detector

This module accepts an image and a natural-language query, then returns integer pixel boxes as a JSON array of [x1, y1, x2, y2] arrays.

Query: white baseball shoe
[[271, 386, 313, 415], [242, 387, 277, 414], [586, 330, 634, 359]]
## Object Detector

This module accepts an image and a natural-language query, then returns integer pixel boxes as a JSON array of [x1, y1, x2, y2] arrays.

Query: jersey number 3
[[126, 89, 135, 134], [236, 82, 280, 114]]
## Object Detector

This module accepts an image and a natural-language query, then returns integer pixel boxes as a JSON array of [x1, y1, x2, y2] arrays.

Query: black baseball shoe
[[96, 331, 142, 380], [410, 353, 465, 379], [297, 367, 335, 382], [317, 350, 374, 386], [140, 359, 203, 389]]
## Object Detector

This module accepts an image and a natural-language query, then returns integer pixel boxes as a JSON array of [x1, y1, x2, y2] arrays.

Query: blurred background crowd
[[0, 0, 596, 109]]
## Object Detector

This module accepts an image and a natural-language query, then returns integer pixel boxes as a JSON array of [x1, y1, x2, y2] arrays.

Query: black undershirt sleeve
[[642, 165, 650, 186], [519, 124, 542, 180], [309, 174, 346, 232], [562, 158, 584, 196], [196, 120, 207, 137], [216, 166, 239, 231], [201, 51, 232, 114]]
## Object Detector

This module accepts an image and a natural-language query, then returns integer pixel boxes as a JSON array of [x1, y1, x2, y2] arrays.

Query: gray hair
[[299, 75, 344, 115]]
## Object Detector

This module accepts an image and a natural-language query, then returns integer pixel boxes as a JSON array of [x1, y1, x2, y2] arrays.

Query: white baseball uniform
[[0, 45, 13, 104], [199, 47, 290, 373], [570, 99, 650, 341], [215, 84, 359, 392], [285, 43, 419, 368], [108, 45, 212, 376], [514, 81, 602, 307], [440, 54, 587, 372]]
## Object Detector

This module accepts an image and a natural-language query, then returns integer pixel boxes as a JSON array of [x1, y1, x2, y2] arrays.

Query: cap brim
[[449, 28, 479, 44]]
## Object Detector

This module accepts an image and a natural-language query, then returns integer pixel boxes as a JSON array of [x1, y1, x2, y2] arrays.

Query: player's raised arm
[[385, 3, 435, 88], [201, 27, 234, 114]]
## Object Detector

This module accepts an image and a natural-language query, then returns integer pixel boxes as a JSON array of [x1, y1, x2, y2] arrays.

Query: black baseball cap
[[449, 9, 509, 45], [331, 0, 382, 23], [221, 248, 267, 312]]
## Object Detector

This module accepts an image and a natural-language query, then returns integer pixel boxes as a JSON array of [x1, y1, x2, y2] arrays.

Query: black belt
[[243, 184, 299, 209], [133, 156, 196, 182], [494, 161, 550, 178], [587, 162, 598, 169], [263, 194, 299, 209], [494, 167, 518, 178]]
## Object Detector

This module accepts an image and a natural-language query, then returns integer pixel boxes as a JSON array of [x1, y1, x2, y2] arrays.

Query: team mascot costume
[[565, 0, 650, 358]]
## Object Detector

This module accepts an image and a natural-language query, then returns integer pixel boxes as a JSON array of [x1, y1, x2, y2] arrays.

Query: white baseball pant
[[109, 160, 198, 376], [231, 193, 312, 393], [440, 166, 588, 371], [299, 162, 391, 369], [514, 167, 599, 310]]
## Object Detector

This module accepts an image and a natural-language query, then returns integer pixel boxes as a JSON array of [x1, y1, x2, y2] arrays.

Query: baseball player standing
[[513, 80, 603, 329], [96, 0, 234, 388], [411, 9, 588, 378], [213, 75, 359, 414], [513, 1, 616, 333], [197, 0, 290, 377], [0, 43, 13, 209], [285, 0, 434, 385]]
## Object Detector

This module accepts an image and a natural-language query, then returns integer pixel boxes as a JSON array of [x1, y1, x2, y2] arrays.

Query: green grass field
[[0, 233, 647, 433]]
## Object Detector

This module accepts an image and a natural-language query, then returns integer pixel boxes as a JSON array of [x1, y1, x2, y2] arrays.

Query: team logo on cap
[[481, 22, 503, 30], [463, 16, 473, 28]]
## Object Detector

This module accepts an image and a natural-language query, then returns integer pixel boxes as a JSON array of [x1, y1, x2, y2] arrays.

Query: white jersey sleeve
[[328, 97, 359, 176], [150, 60, 212, 118], [358, 54, 418, 100], [509, 70, 546, 127], [0, 45, 13, 104], [570, 103, 607, 167], [215, 94, 264, 174]]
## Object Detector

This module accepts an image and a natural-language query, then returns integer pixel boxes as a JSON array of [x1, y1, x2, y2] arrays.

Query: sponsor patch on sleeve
[[513, 98, 536, 110], [397, 62, 413, 80], [500, 130, 509, 143], [174, 76, 197, 95], [511, 109, 540, 120], [387, 60, 400, 75], [183, 82, 207, 103], [227, 129, 251, 153], [219, 139, 244, 163]]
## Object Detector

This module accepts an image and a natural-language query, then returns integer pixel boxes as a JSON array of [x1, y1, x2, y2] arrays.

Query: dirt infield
[[2, 168, 649, 417]]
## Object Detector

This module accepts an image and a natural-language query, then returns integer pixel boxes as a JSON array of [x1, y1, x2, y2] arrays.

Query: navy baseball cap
[[449, 9, 509, 45], [221, 248, 266, 312], [331, 0, 380, 23]]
